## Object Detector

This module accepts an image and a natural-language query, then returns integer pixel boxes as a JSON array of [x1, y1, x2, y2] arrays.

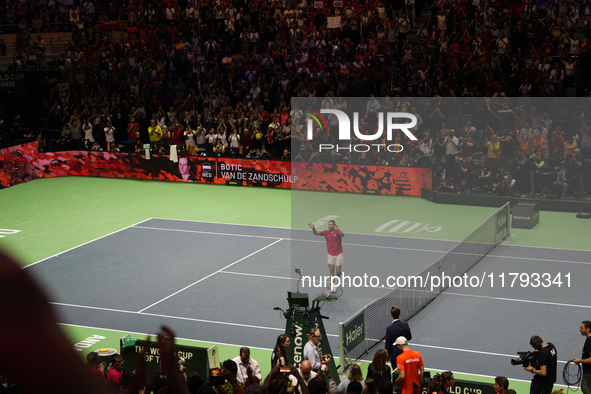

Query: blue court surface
[[24, 218, 591, 384]]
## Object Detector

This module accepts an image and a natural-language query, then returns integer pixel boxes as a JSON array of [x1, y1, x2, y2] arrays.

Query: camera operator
[[524, 336, 557, 394]]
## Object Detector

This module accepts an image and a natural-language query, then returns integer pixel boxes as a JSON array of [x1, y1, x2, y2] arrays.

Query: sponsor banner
[[120, 337, 211, 384], [512, 203, 540, 229], [0, 72, 27, 90], [342, 312, 365, 354], [199, 157, 293, 188], [0, 144, 295, 189], [292, 162, 431, 196], [496, 206, 508, 236], [0, 144, 429, 195], [35, 151, 294, 188], [0, 70, 62, 91]]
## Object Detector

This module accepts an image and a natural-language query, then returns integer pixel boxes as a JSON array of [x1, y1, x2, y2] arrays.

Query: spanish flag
[[564, 136, 578, 158]]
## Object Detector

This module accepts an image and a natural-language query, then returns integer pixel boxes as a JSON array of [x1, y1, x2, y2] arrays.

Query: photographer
[[524, 336, 557, 394]]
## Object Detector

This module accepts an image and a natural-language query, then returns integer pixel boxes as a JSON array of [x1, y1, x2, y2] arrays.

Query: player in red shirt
[[395, 336, 424, 394], [308, 220, 345, 293]]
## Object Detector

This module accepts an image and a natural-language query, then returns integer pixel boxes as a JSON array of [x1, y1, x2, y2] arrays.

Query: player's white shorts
[[327, 253, 344, 267]]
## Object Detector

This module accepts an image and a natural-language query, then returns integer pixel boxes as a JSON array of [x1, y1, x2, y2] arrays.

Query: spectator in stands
[[366, 349, 391, 387], [486, 132, 503, 159], [337, 364, 364, 394], [0, 0, 585, 197], [551, 126, 566, 159], [187, 373, 205, 394], [148, 119, 162, 146], [86, 351, 106, 382], [493, 376, 509, 394], [308, 367, 337, 394], [233, 347, 262, 384], [104, 121, 116, 149], [107, 354, 126, 390], [470, 155, 492, 194], [443, 129, 459, 180], [299, 361, 317, 389], [16, 28, 31, 50], [572, 148, 586, 199], [427, 371, 455, 394], [532, 131, 548, 159], [127, 118, 139, 143], [529, 152, 547, 196], [160, 126, 172, 154], [221, 359, 247, 390], [539, 160, 569, 199], [134, 131, 143, 153], [266, 365, 312, 394], [54, 125, 72, 151]]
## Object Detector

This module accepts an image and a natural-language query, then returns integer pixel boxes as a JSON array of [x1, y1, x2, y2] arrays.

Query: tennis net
[[338, 202, 510, 372]]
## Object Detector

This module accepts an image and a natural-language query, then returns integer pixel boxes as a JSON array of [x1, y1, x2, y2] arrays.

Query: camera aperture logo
[[306, 109, 418, 153]]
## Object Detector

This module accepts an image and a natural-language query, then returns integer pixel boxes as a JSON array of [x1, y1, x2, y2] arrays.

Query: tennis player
[[308, 220, 344, 293]]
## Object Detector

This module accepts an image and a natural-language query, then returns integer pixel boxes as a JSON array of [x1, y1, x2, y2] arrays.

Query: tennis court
[[2, 177, 590, 388], [24, 218, 591, 385], [23, 218, 453, 353]]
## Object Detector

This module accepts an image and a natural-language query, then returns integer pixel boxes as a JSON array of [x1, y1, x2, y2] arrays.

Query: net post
[[505, 202, 511, 240], [363, 309, 369, 357], [339, 322, 345, 374]]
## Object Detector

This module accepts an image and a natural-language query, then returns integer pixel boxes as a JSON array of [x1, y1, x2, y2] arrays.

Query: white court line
[[57, 322, 281, 352], [50, 302, 339, 337], [23, 217, 155, 269], [486, 254, 591, 265], [136, 223, 591, 264], [134, 225, 448, 254], [150, 217, 591, 254], [444, 292, 591, 309], [149, 217, 458, 244], [134, 225, 282, 240], [137, 239, 284, 313], [502, 243, 591, 253], [220, 271, 297, 281]]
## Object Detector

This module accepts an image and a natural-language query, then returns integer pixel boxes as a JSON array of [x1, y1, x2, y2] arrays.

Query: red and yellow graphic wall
[[0, 143, 431, 196]]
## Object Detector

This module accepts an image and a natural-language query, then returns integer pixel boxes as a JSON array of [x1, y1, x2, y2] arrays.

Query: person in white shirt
[[104, 121, 115, 143], [290, 360, 318, 394], [232, 347, 262, 384]]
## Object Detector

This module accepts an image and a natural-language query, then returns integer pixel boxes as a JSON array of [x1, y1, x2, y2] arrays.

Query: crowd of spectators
[[0, 0, 591, 158], [0, 0, 590, 196]]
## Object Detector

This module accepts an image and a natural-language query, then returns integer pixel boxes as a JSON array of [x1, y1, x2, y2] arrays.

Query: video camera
[[510, 351, 537, 367]]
